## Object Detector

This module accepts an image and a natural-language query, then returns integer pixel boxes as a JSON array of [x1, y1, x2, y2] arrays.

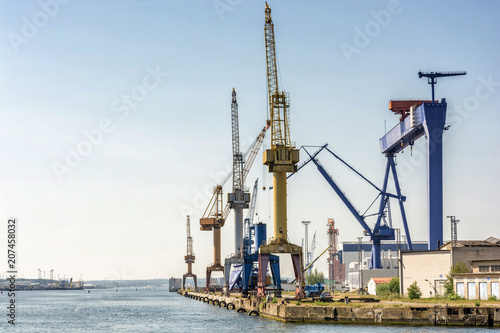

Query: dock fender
[[236, 308, 246, 313], [220, 301, 226, 307], [248, 310, 260, 316], [226, 303, 235, 310]]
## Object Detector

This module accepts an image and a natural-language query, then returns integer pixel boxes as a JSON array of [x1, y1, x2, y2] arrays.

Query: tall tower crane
[[258, 2, 304, 298], [201, 97, 269, 293], [228, 88, 250, 256], [183, 215, 197, 290]]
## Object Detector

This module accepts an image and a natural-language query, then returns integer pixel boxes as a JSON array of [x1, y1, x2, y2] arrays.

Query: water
[[0, 288, 494, 332]]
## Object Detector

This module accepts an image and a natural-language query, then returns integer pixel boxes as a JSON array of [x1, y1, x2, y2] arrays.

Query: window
[[491, 265, 500, 272], [479, 266, 490, 272]]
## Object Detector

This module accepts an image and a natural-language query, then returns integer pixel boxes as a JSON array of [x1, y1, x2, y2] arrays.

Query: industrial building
[[454, 259, 500, 300], [399, 237, 500, 298], [342, 240, 428, 290]]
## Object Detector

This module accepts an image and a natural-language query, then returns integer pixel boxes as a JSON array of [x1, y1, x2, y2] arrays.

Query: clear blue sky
[[0, 0, 499, 280]]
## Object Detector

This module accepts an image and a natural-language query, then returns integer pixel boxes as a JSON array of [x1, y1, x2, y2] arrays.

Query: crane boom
[[247, 178, 259, 225], [223, 125, 268, 221], [264, 2, 292, 148], [243, 124, 268, 181], [231, 88, 244, 192]]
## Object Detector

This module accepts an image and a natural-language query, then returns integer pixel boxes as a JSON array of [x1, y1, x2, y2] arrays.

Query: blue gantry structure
[[380, 71, 466, 250], [289, 71, 466, 267], [228, 178, 282, 296], [290, 144, 410, 269]]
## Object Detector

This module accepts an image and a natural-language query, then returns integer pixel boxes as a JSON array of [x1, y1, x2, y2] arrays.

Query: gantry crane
[[183, 215, 197, 290], [380, 71, 466, 249], [200, 185, 224, 291], [258, 2, 304, 298]]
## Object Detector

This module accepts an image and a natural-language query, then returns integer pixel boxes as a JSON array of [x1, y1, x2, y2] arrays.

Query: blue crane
[[231, 178, 281, 297], [380, 71, 466, 249], [289, 144, 412, 269]]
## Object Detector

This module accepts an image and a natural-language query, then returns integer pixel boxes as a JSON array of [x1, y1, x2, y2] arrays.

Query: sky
[[0, 0, 499, 281]]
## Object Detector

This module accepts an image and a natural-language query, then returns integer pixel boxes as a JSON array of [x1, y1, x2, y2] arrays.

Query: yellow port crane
[[258, 2, 304, 298]]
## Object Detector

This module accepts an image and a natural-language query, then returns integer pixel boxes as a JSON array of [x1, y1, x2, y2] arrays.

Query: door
[[479, 282, 487, 300], [467, 282, 476, 300], [456, 282, 464, 298], [492, 282, 499, 299]]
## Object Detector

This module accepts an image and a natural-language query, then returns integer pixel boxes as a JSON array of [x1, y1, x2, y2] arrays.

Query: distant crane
[[327, 218, 343, 291], [258, 1, 304, 298], [183, 215, 197, 290], [308, 231, 317, 275]]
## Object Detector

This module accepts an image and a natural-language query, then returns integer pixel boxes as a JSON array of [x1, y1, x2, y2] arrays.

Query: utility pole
[[358, 237, 363, 294], [302, 221, 311, 278], [446, 216, 459, 247]]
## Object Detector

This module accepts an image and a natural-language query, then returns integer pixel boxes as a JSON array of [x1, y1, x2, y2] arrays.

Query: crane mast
[[263, 2, 300, 244], [228, 88, 250, 255]]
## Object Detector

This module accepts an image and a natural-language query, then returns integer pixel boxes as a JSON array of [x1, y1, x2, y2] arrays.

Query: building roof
[[370, 277, 392, 284], [469, 258, 500, 263], [440, 237, 500, 249]]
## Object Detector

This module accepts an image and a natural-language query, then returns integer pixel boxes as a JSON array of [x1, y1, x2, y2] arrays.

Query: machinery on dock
[[225, 179, 282, 297], [258, 2, 304, 298], [304, 283, 324, 298], [183, 215, 197, 290]]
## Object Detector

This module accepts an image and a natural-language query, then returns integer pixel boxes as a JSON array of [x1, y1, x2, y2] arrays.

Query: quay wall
[[180, 291, 500, 327]]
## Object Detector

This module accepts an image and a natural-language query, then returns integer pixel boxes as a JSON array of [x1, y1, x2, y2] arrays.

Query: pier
[[181, 290, 500, 327]]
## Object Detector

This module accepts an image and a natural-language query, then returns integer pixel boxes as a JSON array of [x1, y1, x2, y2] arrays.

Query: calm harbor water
[[0, 287, 494, 332]]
